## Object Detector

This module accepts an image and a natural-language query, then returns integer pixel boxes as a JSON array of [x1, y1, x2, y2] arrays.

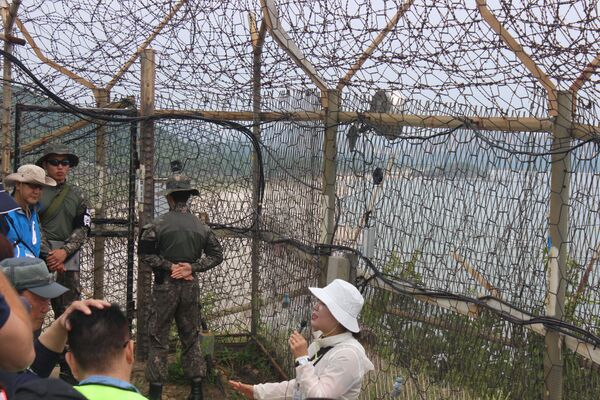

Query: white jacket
[[253, 332, 374, 399]]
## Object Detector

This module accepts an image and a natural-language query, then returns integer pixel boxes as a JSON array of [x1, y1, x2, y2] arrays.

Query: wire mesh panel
[[13, 102, 137, 319], [150, 118, 258, 335], [255, 117, 324, 371]]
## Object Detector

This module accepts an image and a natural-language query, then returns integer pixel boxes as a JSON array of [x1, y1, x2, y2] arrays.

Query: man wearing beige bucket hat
[[230, 279, 375, 399], [3, 165, 56, 257]]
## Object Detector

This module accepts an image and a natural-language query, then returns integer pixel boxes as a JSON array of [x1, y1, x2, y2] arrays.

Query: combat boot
[[189, 377, 203, 400], [148, 382, 163, 400]]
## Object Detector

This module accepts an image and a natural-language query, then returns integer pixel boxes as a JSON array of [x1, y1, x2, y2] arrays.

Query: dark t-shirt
[[0, 339, 61, 398], [0, 294, 9, 329], [15, 377, 86, 400]]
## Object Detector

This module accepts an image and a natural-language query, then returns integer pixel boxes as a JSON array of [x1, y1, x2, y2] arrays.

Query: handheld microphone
[[296, 320, 307, 333]]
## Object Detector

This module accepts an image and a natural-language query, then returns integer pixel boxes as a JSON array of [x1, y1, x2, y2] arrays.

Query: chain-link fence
[[2, 1, 599, 399]]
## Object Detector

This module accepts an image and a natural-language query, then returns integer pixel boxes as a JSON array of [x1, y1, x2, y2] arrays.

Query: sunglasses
[[47, 159, 71, 167]]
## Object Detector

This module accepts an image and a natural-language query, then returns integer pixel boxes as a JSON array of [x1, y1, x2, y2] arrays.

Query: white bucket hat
[[309, 279, 364, 333], [4, 164, 57, 187]]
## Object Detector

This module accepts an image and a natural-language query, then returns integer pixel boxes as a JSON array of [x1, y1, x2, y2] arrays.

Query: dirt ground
[[131, 340, 283, 400], [131, 362, 231, 400]]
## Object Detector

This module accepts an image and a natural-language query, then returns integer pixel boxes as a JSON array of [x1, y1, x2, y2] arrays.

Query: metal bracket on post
[[325, 251, 358, 285], [326, 255, 350, 284]]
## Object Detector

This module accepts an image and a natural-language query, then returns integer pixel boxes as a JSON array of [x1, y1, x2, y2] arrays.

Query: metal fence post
[[319, 89, 340, 287], [1, 1, 22, 174], [135, 48, 155, 360], [249, 13, 265, 336], [545, 90, 572, 400], [127, 120, 138, 328], [93, 88, 109, 300]]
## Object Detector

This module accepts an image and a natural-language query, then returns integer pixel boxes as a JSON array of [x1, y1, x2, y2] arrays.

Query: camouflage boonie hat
[[159, 174, 199, 196], [36, 143, 79, 168]]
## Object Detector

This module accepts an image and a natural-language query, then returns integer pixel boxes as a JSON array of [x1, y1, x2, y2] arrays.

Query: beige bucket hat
[[309, 279, 364, 333], [4, 164, 57, 187]]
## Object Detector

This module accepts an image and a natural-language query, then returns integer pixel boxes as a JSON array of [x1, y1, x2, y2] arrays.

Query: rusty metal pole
[[93, 88, 109, 299], [249, 14, 265, 336], [1, 0, 22, 174], [135, 48, 155, 360]]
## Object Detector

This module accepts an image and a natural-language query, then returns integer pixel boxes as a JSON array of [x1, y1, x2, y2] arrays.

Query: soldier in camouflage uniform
[[37, 144, 91, 384], [140, 173, 223, 400], [37, 144, 91, 319]]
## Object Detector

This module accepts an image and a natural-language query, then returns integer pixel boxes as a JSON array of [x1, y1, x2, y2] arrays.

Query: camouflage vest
[[39, 182, 85, 241]]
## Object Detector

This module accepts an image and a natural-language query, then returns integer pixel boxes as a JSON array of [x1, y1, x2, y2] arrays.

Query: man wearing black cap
[[0, 257, 109, 398], [139, 173, 223, 400], [36, 143, 91, 319]]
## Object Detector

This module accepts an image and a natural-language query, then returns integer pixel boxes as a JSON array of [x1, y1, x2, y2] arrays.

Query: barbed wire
[[5, 0, 600, 398]]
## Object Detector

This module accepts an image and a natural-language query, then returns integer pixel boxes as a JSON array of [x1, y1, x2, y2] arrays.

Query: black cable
[[7, 48, 600, 346], [317, 242, 600, 347], [212, 217, 600, 348], [3, 49, 265, 230]]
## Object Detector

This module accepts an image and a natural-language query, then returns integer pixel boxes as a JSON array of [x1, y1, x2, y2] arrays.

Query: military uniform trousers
[[145, 276, 206, 382], [51, 270, 81, 318]]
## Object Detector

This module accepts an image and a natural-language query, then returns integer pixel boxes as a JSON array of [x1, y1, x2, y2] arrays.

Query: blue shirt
[[4, 207, 41, 257], [79, 375, 142, 393]]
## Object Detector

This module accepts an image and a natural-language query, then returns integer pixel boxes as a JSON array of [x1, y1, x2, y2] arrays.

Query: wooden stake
[[135, 48, 156, 362], [319, 90, 340, 286], [92, 88, 109, 301], [544, 91, 573, 400], [18, 98, 133, 154], [476, 0, 558, 116], [337, 0, 414, 91], [570, 53, 600, 93], [451, 251, 501, 298], [260, 0, 328, 94], [16, 18, 97, 91], [248, 10, 266, 337], [1, 0, 21, 174], [106, 0, 188, 91]]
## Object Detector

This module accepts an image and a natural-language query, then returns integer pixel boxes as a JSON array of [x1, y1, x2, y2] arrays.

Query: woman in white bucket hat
[[3, 165, 56, 257], [230, 279, 374, 399]]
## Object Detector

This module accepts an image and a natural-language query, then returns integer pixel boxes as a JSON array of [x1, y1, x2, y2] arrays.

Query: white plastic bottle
[[391, 376, 403, 398], [292, 381, 304, 400]]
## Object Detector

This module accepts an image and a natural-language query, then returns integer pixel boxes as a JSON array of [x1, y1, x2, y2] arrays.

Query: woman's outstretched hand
[[228, 380, 254, 399]]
